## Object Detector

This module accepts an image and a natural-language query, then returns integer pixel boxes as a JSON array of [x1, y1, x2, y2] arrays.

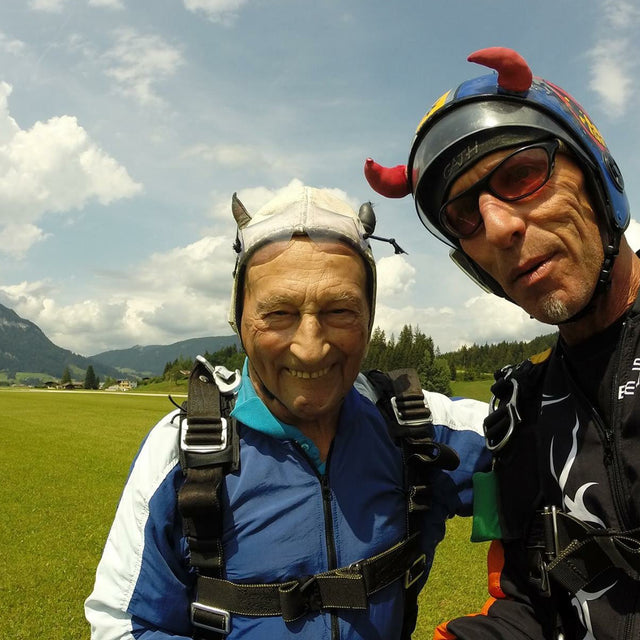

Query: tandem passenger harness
[[486, 353, 640, 605], [177, 358, 459, 639]]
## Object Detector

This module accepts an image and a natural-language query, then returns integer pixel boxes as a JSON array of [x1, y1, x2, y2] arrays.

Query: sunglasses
[[439, 139, 560, 239]]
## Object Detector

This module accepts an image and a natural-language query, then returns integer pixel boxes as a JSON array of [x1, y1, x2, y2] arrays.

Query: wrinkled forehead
[[245, 235, 365, 275]]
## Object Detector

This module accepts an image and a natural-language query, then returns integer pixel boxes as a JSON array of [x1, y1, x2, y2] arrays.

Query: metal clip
[[191, 602, 231, 635], [404, 554, 426, 589], [487, 377, 520, 452], [390, 397, 430, 426], [180, 417, 228, 454]]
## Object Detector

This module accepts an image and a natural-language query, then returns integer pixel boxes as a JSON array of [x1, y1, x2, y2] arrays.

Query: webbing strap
[[530, 509, 640, 595], [383, 369, 458, 640], [177, 359, 239, 639], [193, 532, 424, 623]]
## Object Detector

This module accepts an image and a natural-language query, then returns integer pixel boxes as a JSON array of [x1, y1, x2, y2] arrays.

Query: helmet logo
[[543, 79, 607, 151], [415, 90, 452, 135], [443, 140, 480, 180]]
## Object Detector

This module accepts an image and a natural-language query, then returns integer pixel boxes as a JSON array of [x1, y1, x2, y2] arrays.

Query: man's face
[[240, 237, 370, 427], [454, 148, 604, 324]]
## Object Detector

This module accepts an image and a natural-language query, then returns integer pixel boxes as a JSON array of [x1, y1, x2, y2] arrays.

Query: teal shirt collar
[[230, 359, 326, 473]]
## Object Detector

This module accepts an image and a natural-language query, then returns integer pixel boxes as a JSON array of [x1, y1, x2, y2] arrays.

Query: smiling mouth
[[287, 366, 331, 379]]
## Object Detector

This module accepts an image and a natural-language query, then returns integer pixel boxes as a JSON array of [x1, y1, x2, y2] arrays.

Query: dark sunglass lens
[[490, 147, 550, 200], [444, 197, 481, 237]]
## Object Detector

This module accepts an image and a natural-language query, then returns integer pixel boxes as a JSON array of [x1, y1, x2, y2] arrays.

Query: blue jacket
[[85, 367, 489, 639]]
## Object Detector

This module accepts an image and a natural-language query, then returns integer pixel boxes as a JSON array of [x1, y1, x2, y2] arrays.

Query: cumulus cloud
[[30, 0, 124, 10], [104, 29, 184, 107], [624, 218, 640, 252], [208, 178, 358, 222], [588, 0, 640, 116], [376, 255, 415, 298], [0, 234, 238, 354], [183, 0, 249, 24], [88, 0, 124, 8], [374, 293, 549, 353], [0, 82, 141, 256], [0, 32, 26, 56], [28, 0, 66, 11]]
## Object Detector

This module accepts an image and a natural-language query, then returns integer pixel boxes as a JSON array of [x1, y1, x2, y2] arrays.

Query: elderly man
[[85, 184, 489, 640], [365, 47, 640, 639]]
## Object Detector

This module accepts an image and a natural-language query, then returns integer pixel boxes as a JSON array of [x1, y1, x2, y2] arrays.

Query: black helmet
[[365, 47, 629, 298]]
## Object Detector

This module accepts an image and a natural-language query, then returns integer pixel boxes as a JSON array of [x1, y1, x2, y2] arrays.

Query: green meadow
[[2, 385, 489, 639]]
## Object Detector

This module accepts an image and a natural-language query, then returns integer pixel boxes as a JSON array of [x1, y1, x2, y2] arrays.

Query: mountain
[[91, 335, 241, 377], [0, 303, 121, 380]]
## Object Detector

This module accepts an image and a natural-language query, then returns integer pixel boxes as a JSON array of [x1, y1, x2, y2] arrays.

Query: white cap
[[229, 184, 377, 335]]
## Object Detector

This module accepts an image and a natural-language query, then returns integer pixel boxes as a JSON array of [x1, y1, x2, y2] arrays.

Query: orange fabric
[[487, 539, 506, 598], [432, 541, 506, 639]]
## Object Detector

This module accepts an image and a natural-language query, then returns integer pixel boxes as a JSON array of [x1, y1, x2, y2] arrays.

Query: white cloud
[[183, 0, 249, 24], [0, 234, 238, 354], [104, 29, 184, 107], [88, 0, 124, 8], [374, 293, 549, 353], [376, 254, 415, 298], [0, 82, 141, 256], [602, 0, 640, 29], [0, 224, 49, 258], [588, 0, 640, 116], [0, 32, 26, 56], [29, 0, 124, 10], [588, 40, 633, 116], [624, 218, 640, 252], [183, 143, 266, 168], [28, 0, 66, 12]]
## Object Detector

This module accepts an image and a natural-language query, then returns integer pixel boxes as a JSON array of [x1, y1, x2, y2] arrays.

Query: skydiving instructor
[[365, 47, 640, 639]]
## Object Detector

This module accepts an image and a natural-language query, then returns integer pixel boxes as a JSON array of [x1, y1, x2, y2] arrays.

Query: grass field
[[2, 387, 490, 639]]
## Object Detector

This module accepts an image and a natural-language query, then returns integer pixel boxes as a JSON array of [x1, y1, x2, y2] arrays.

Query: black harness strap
[[366, 368, 459, 639], [194, 532, 423, 623], [528, 507, 640, 596], [488, 353, 640, 607], [180, 363, 446, 638], [178, 358, 240, 639]]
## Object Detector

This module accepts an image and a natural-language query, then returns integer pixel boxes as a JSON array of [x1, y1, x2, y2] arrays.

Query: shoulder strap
[[483, 348, 552, 453], [365, 367, 459, 640], [177, 356, 241, 639]]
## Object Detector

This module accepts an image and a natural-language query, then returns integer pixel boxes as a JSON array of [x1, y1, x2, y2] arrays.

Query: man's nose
[[478, 192, 526, 248], [290, 314, 330, 363]]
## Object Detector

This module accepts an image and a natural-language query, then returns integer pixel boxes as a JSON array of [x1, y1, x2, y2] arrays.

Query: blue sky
[[0, 0, 639, 356]]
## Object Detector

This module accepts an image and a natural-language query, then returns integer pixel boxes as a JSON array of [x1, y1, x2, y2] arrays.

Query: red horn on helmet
[[364, 158, 411, 198], [467, 47, 533, 93]]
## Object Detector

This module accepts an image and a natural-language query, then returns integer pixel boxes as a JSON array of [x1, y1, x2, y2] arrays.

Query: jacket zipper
[[293, 442, 340, 640]]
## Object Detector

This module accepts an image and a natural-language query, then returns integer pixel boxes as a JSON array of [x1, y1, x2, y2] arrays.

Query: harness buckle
[[530, 506, 560, 597], [191, 601, 231, 635], [390, 397, 429, 426], [180, 417, 228, 454], [404, 553, 426, 589], [279, 575, 323, 621]]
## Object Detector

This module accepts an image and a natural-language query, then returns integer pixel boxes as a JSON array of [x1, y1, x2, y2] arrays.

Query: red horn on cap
[[364, 158, 411, 198], [467, 47, 533, 93]]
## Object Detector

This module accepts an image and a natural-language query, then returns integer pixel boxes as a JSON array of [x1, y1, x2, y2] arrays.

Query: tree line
[[147, 327, 559, 397]]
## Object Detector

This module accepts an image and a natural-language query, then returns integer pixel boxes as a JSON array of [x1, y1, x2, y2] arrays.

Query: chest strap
[[191, 532, 424, 632], [528, 506, 640, 596]]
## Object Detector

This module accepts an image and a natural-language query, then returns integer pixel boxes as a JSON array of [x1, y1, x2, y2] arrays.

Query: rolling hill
[[91, 335, 241, 377], [0, 303, 121, 380]]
